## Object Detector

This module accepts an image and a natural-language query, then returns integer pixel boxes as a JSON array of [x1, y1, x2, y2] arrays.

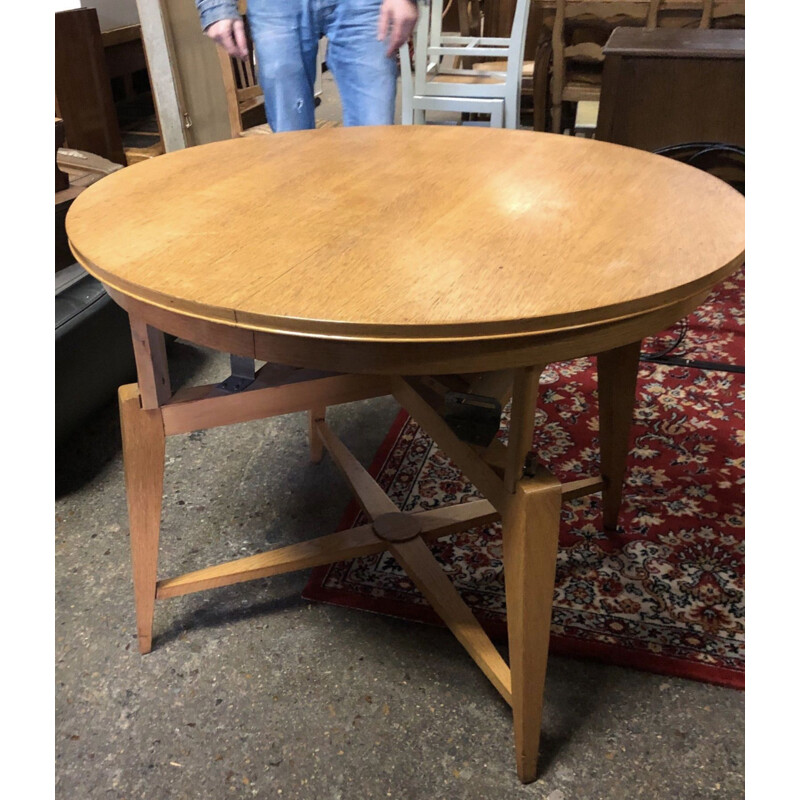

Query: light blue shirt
[[195, 0, 241, 31]]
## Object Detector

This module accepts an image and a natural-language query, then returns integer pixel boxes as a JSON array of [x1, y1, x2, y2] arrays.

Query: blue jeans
[[247, 0, 397, 131]]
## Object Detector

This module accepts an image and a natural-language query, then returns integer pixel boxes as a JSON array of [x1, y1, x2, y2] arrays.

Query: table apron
[[108, 285, 713, 376]]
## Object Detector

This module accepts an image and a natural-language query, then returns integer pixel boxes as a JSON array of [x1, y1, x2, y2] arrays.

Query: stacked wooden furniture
[[519, 0, 745, 132], [547, 0, 661, 134]]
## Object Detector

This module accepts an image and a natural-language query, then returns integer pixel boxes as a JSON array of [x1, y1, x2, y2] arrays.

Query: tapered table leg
[[597, 342, 641, 532], [503, 467, 562, 783], [119, 383, 166, 654], [308, 406, 326, 463]]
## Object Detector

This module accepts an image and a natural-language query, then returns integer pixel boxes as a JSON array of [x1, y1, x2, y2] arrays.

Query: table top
[[67, 126, 744, 345], [603, 26, 745, 57]]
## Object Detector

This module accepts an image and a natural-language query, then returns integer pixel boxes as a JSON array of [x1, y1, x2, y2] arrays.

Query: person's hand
[[377, 0, 418, 57], [204, 18, 249, 60]]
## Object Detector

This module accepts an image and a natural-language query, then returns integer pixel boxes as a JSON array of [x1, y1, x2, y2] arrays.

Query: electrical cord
[[640, 142, 744, 374]]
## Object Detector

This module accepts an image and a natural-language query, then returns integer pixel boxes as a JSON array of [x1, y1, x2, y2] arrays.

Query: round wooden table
[[66, 126, 744, 783]]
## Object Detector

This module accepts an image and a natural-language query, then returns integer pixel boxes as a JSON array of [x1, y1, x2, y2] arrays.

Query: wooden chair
[[699, 0, 746, 30], [216, 16, 260, 137], [217, 15, 325, 137], [400, 0, 532, 129], [548, 0, 662, 135]]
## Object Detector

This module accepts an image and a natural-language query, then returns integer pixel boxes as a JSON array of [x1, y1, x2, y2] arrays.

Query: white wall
[[79, 0, 140, 30]]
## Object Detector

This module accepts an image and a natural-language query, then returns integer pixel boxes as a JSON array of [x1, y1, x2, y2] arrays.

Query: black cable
[[641, 355, 744, 375], [641, 318, 689, 362], [639, 142, 745, 374]]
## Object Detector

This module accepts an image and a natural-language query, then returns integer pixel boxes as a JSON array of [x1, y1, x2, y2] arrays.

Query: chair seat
[[238, 96, 265, 115], [432, 73, 505, 85], [473, 60, 534, 77], [561, 62, 603, 102], [562, 82, 602, 103], [473, 59, 534, 90]]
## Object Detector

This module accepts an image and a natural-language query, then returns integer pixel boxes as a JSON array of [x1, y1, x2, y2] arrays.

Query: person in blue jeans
[[195, 0, 418, 131]]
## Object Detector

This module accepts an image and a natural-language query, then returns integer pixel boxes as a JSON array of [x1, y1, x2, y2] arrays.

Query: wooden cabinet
[[595, 27, 744, 151]]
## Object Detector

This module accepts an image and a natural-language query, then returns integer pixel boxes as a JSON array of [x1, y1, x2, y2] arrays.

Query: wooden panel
[[55, 8, 127, 165], [161, 0, 234, 145], [102, 24, 143, 48], [136, 0, 189, 152], [55, 119, 69, 192]]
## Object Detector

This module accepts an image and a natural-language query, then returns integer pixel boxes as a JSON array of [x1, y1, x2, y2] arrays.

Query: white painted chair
[[399, 0, 532, 129]]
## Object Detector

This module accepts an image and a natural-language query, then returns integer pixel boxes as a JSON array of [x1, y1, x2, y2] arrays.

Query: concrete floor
[[55, 74, 743, 800]]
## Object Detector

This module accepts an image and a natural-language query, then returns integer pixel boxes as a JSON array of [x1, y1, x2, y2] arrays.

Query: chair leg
[[533, 39, 553, 133], [503, 467, 562, 783], [119, 383, 166, 654], [491, 101, 505, 129], [597, 342, 641, 532], [550, 103, 562, 134]]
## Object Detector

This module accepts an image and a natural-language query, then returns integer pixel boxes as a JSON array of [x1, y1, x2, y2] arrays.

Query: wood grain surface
[[67, 126, 744, 343]]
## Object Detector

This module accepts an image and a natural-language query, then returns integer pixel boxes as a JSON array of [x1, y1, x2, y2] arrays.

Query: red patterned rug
[[303, 268, 745, 689]]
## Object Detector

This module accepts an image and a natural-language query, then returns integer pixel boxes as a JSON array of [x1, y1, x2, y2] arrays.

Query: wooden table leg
[[395, 366, 569, 782], [119, 383, 166, 654], [503, 466, 562, 782], [597, 342, 641, 532]]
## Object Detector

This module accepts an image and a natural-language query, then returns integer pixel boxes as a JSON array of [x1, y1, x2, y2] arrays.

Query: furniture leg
[[533, 38, 552, 133], [390, 535, 512, 703], [308, 406, 326, 463], [119, 383, 166, 654], [597, 342, 641, 532], [550, 102, 562, 134], [129, 315, 171, 408], [503, 466, 562, 783]]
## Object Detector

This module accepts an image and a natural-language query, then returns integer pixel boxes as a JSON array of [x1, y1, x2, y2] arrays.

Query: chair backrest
[[455, 0, 481, 36], [699, 0, 746, 29], [415, 0, 531, 83], [504, 0, 534, 125], [216, 15, 263, 137], [549, 1, 661, 133], [426, 0, 478, 47], [553, 1, 661, 68], [403, 0, 531, 127]]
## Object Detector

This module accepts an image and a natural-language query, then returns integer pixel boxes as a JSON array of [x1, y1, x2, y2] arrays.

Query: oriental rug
[[303, 268, 745, 688]]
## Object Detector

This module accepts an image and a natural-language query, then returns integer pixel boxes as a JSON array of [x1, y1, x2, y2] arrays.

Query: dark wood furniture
[[55, 8, 127, 166], [481, 0, 745, 132], [102, 24, 149, 102], [55, 119, 69, 192], [595, 27, 744, 150]]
